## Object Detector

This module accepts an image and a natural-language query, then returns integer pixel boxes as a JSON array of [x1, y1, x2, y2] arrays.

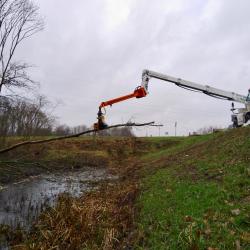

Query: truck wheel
[[245, 112, 250, 123]]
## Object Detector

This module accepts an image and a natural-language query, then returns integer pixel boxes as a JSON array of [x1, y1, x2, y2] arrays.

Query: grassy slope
[[136, 128, 250, 249]]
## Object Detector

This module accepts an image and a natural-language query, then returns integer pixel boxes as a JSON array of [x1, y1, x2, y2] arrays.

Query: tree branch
[[0, 0, 44, 94], [0, 121, 155, 154]]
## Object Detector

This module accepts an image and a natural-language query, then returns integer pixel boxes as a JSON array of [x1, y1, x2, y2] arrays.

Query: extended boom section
[[142, 70, 248, 104], [142, 69, 250, 127]]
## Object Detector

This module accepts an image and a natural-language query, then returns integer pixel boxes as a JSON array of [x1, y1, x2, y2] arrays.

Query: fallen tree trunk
[[0, 122, 154, 154]]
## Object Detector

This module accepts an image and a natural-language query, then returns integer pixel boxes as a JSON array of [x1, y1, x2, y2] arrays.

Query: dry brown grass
[[11, 180, 138, 249]]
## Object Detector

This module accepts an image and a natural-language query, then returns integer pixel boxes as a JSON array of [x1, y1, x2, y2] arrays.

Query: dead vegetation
[[14, 182, 138, 249], [2, 136, 153, 249]]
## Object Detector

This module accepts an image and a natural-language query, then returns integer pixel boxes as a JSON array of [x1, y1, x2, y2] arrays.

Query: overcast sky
[[15, 0, 250, 136]]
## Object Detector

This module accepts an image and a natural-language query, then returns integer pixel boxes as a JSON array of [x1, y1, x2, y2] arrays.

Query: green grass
[[142, 134, 215, 161], [136, 128, 250, 249]]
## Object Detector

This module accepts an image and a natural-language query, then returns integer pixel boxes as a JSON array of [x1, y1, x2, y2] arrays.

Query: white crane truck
[[95, 70, 250, 129]]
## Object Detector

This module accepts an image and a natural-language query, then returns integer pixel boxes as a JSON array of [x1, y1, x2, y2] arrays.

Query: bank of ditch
[[0, 137, 111, 185], [1, 128, 249, 249]]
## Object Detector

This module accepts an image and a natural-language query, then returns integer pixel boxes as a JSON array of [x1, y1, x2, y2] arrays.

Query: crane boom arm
[[142, 69, 249, 104]]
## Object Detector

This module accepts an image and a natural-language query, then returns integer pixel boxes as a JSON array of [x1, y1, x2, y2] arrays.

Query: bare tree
[[109, 127, 134, 137], [54, 124, 71, 136], [0, 0, 44, 94], [97, 126, 134, 137], [0, 95, 55, 138], [71, 125, 88, 135]]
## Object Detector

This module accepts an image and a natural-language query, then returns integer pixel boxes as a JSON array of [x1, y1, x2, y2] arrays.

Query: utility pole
[[175, 121, 177, 136]]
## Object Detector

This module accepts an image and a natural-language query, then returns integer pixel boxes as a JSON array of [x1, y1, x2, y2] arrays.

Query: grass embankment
[[137, 128, 250, 249], [1, 128, 249, 249]]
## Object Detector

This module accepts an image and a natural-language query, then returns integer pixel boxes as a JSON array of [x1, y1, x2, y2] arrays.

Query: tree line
[[54, 124, 133, 137], [0, 95, 54, 136]]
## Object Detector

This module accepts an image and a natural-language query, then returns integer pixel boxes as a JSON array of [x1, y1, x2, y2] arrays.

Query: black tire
[[245, 112, 250, 123]]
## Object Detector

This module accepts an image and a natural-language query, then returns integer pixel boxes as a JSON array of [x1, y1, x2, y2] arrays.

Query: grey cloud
[[15, 0, 250, 135]]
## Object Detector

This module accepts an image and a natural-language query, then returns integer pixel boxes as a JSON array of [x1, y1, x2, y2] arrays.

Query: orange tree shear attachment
[[94, 86, 147, 130]]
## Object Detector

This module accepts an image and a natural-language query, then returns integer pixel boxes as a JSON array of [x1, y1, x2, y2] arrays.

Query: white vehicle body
[[141, 70, 250, 127]]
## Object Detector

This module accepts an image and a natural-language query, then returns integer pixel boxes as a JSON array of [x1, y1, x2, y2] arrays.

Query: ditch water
[[0, 167, 114, 249]]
